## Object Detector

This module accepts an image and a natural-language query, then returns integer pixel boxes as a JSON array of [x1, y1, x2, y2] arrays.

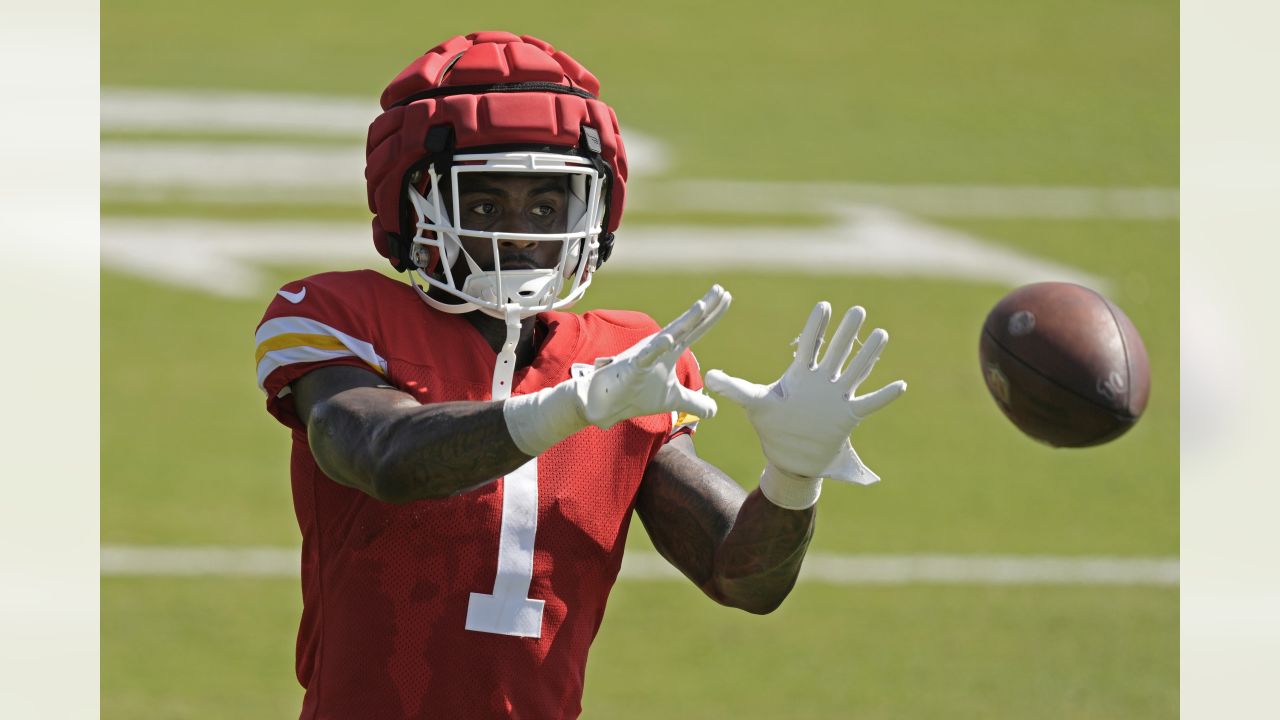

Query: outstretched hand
[[505, 285, 731, 457], [576, 284, 731, 429], [705, 302, 906, 485]]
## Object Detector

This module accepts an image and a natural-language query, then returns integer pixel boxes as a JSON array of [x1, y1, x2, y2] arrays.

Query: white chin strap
[[491, 305, 525, 400]]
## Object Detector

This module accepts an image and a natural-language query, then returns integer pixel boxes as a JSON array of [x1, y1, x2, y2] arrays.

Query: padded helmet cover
[[365, 31, 629, 270]]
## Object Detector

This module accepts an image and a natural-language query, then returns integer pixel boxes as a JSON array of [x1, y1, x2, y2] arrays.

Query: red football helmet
[[365, 31, 629, 318]]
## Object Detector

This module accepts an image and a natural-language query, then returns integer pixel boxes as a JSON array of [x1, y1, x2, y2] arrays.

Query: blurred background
[[101, 1, 1177, 717]]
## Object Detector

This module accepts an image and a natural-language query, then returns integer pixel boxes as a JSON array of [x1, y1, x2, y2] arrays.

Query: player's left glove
[[503, 285, 730, 456], [704, 302, 907, 510]]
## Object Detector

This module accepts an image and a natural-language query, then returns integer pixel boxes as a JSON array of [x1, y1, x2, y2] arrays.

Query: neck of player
[[465, 311, 540, 368]]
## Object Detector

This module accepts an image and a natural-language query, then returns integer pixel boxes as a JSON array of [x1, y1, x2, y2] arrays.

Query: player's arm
[[637, 301, 907, 613], [293, 366, 528, 502], [293, 285, 731, 504], [636, 435, 815, 615]]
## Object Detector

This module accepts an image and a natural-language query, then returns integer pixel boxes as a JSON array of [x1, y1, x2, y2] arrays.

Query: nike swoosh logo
[[277, 287, 307, 304]]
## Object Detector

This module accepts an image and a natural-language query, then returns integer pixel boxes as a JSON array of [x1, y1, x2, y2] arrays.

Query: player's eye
[[469, 202, 498, 216], [530, 204, 556, 218]]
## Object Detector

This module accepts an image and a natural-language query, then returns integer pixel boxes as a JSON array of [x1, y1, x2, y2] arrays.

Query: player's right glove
[[503, 285, 730, 456], [704, 302, 907, 510]]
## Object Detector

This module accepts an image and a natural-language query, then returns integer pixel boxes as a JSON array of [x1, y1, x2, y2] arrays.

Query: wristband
[[758, 463, 823, 511], [502, 380, 589, 457]]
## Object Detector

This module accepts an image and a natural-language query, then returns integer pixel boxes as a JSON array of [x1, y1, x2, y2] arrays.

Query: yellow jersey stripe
[[673, 411, 701, 429], [255, 332, 349, 365], [254, 315, 389, 394]]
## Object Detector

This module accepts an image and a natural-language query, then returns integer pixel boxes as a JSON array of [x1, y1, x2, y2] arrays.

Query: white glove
[[504, 285, 731, 456], [704, 302, 906, 510]]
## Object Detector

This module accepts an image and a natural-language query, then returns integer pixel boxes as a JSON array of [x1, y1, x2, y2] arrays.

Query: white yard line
[[101, 87, 670, 176], [100, 87, 1176, 219], [100, 213, 1109, 299], [100, 545, 1178, 586], [100, 139, 1177, 220], [102, 141, 366, 190], [632, 180, 1179, 220], [99, 88, 1145, 297], [612, 206, 1110, 288], [101, 87, 657, 146], [102, 87, 379, 136]]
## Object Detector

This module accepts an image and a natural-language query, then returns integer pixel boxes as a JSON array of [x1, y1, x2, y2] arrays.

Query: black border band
[[389, 81, 596, 109]]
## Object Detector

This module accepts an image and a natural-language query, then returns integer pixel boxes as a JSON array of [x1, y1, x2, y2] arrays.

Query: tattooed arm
[[636, 434, 816, 614], [292, 365, 531, 503]]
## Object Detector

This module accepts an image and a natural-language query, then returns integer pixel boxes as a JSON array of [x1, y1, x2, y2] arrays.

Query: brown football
[[978, 282, 1150, 447]]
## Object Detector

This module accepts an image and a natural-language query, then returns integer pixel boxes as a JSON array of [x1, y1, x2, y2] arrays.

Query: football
[[978, 282, 1150, 447]]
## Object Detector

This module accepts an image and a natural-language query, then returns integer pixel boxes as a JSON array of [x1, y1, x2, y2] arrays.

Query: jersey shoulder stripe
[[255, 315, 388, 394], [254, 332, 348, 365]]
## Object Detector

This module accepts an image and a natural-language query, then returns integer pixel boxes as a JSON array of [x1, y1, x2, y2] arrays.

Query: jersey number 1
[[464, 457, 545, 638]]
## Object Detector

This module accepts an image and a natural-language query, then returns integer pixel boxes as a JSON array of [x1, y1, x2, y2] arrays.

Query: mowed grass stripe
[[100, 545, 1178, 586]]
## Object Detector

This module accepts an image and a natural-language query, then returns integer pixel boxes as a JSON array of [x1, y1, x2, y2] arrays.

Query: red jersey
[[254, 270, 702, 719]]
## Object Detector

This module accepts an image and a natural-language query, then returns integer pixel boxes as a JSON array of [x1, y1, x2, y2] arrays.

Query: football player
[[254, 31, 906, 719]]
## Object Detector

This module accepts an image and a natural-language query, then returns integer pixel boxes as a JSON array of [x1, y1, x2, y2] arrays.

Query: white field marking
[[100, 88, 1174, 218], [630, 180, 1179, 220], [100, 87, 671, 176], [102, 218, 374, 298], [100, 545, 1178, 586], [100, 211, 1108, 299], [102, 141, 366, 191], [102, 87, 379, 136], [612, 205, 1110, 290], [100, 87, 1137, 296], [100, 138, 1177, 221]]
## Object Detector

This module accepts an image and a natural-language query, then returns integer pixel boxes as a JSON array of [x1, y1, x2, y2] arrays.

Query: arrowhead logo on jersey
[[277, 287, 307, 304]]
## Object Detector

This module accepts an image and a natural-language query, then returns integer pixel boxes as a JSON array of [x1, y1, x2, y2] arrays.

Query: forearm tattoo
[[306, 382, 531, 502], [374, 400, 532, 499], [638, 441, 816, 613], [712, 492, 815, 612]]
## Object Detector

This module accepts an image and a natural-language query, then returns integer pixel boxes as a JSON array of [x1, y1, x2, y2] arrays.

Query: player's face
[[454, 173, 569, 271]]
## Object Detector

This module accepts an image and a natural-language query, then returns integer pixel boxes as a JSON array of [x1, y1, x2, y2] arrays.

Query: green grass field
[[104, 0, 1176, 185], [102, 0, 1177, 717], [104, 577, 1176, 719]]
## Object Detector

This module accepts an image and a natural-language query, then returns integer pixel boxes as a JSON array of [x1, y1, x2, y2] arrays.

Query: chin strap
[[491, 305, 524, 400]]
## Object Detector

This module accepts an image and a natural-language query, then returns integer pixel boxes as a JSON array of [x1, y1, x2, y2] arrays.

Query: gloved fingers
[[673, 286, 732, 356], [849, 379, 908, 417], [792, 301, 832, 370], [839, 327, 888, 393], [635, 332, 677, 369], [659, 284, 723, 345], [818, 305, 866, 378], [704, 369, 768, 406], [654, 300, 705, 351], [674, 385, 718, 420]]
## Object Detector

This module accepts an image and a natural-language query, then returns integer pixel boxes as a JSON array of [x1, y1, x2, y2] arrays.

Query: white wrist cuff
[[758, 463, 823, 510], [502, 380, 589, 457]]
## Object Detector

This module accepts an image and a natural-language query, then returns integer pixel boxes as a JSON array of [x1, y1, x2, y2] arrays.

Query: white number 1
[[464, 457, 545, 638]]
